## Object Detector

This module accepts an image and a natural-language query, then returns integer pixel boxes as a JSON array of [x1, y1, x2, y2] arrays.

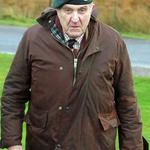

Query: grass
[[0, 54, 14, 95], [134, 77, 150, 142], [121, 32, 150, 40], [0, 17, 150, 40], [0, 53, 150, 149], [0, 16, 36, 27]]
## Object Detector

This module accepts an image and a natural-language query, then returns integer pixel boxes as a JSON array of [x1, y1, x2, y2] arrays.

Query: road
[[0, 25, 26, 54], [124, 38, 150, 68], [0, 25, 150, 70]]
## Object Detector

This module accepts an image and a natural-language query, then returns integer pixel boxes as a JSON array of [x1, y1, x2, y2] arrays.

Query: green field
[[0, 53, 150, 149]]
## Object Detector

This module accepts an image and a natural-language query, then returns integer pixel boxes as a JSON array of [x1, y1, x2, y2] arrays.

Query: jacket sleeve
[[114, 39, 143, 150], [0, 31, 31, 148]]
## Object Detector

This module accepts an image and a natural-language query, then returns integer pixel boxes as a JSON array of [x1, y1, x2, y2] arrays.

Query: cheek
[[62, 14, 69, 20], [59, 14, 71, 30], [81, 14, 91, 27]]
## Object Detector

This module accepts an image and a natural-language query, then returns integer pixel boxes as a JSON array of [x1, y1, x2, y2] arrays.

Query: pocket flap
[[98, 110, 120, 131], [24, 106, 48, 129]]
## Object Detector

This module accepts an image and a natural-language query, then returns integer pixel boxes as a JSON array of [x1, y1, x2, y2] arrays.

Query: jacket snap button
[[65, 106, 70, 112], [58, 106, 63, 110], [59, 66, 63, 70]]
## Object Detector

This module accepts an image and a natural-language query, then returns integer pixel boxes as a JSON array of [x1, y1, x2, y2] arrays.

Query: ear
[[90, 3, 95, 14], [92, 3, 95, 10]]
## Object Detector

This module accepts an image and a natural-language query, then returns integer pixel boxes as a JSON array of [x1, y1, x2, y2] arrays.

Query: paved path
[[124, 38, 150, 68], [0, 25, 150, 76], [0, 25, 26, 54]]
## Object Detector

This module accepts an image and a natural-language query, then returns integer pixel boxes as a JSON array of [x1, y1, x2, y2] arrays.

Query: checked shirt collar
[[50, 17, 83, 50]]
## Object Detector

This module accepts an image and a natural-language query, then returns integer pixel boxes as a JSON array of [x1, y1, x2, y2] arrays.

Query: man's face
[[57, 3, 94, 38]]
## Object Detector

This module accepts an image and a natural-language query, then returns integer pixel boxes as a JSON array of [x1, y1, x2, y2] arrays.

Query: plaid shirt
[[50, 23, 83, 50], [64, 33, 83, 50]]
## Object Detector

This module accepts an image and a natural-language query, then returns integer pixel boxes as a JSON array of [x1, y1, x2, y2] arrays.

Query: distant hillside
[[0, 0, 150, 33]]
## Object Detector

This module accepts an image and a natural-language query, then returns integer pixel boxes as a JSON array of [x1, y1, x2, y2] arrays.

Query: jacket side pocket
[[98, 110, 120, 131], [24, 105, 48, 129]]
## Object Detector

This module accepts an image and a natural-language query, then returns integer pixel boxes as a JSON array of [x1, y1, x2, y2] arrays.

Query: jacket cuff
[[0, 139, 22, 149]]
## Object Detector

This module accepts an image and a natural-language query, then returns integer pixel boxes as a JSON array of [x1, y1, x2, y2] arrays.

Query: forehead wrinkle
[[62, 3, 92, 10]]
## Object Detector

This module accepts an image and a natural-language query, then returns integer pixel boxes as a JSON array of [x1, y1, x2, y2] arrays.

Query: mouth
[[70, 26, 80, 28]]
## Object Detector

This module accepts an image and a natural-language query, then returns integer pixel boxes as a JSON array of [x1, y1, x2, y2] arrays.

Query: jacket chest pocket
[[31, 62, 72, 90], [91, 57, 116, 84]]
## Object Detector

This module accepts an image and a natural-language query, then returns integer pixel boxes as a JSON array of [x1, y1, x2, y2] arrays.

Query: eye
[[63, 8, 73, 14], [78, 7, 87, 14]]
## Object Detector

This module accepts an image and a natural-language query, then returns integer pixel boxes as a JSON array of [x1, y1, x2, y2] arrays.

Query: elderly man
[[0, 0, 143, 150]]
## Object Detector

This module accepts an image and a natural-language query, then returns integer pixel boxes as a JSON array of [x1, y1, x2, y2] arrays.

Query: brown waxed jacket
[[0, 8, 143, 150]]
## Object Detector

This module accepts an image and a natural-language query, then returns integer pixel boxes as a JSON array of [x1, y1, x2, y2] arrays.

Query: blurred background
[[0, 0, 150, 34]]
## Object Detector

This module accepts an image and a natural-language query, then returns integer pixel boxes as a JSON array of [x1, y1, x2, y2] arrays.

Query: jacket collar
[[82, 21, 103, 62], [36, 7, 103, 60]]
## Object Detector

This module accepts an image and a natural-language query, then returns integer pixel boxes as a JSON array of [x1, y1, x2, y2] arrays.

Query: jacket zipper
[[50, 33, 79, 86], [73, 57, 78, 85]]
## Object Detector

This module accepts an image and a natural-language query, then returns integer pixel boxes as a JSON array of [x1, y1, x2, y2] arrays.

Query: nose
[[71, 12, 79, 23]]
